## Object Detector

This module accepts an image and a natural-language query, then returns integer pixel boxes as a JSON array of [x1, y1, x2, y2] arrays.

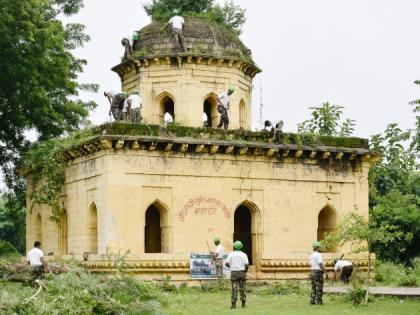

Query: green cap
[[333, 258, 339, 264], [312, 241, 321, 249], [228, 86, 235, 92], [214, 236, 220, 242], [233, 240, 243, 250], [172, 9, 179, 15], [132, 32, 139, 40]]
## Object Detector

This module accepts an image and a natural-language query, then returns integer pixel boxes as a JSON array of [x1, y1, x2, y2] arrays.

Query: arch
[[233, 201, 262, 266], [156, 92, 175, 123], [239, 99, 246, 129], [144, 199, 170, 253], [59, 209, 68, 256], [202, 92, 219, 128], [317, 205, 338, 251], [35, 213, 42, 244], [88, 203, 98, 254]]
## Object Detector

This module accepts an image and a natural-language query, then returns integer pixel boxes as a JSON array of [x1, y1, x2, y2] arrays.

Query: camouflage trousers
[[172, 28, 186, 51], [231, 271, 246, 303], [215, 259, 223, 280], [31, 265, 45, 283], [111, 105, 123, 121], [310, 270, 324, 304], [217, 105, 229, 129], [130, 108, 143, 123]]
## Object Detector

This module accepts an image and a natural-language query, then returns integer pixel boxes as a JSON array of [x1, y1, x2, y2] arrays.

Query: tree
[[298, 102, 356, 136], [323, 213, 393, 304], [143, 0, 246, 34], [0, 0, 97, 250]]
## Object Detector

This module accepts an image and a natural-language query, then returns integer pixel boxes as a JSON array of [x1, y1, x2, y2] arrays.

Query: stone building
[[26, 17, 379, 280]]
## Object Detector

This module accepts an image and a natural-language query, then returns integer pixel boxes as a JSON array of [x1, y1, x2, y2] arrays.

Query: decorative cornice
[[112, 54, 262, 79], [63, 134, 381, 164]]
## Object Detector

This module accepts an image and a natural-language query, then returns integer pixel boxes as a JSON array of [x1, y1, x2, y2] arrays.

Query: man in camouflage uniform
[[210, 236, 224, 281], [104, 91, 127, 121], [217, 86, 235, 129], [309, 241, 325, 305], [225, 240, 249, 309]]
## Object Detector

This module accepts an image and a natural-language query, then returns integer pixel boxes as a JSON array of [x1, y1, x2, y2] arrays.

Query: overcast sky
[[67, 0, 420, 138]]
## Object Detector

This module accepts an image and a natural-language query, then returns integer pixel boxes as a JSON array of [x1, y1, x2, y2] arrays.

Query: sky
[[67, 0, 420, 138]]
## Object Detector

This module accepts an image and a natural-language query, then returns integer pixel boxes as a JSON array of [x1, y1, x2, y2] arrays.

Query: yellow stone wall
[[26, 145, 372, 279], [118, 60, 253, 129]]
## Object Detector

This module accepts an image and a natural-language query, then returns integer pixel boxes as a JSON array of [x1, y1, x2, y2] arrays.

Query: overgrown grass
[[375, 259, 420, 287]]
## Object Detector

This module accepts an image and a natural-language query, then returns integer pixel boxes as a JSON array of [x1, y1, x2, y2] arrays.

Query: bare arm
[[40, 257, 49, 272], [320, 262, 325, 272]]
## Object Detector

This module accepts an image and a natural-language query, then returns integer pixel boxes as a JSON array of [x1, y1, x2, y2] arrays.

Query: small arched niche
[[88, 203, 98, 254], [239, 99, 246, 129], [203, 94, 218, 128], [317, 205, 337, 251], [144, 200, 170, 253], [35, 213, 42, 244], [157, 93, 175, 123], [60, 209, 68, 256]]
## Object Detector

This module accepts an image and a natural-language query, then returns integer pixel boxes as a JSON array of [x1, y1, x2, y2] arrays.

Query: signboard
[[190, 252, 231, 279]]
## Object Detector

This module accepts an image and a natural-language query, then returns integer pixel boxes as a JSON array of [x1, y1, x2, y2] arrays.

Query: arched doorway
[[145, 205, 162, 253], [203, 95, 218, 127], [60, 210, 68, 256], [317, 206, 337, 251], [35, 213, 42, 244], [158, 94, 175, 123], [239, 99, 246, 128], [89, 203, 98, 254], [234, 205, 253, 265]]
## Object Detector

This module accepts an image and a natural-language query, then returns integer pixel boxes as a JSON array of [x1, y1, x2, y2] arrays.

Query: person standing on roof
[[124, 90, 143, 123], [167, 9, 187, 51], [217, 86, 235, 129]]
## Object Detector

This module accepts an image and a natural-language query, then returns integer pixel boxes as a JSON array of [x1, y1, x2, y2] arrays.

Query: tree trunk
[[364, 252, 371, 304]]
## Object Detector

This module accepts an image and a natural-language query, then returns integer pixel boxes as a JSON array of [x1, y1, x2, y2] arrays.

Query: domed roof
[[133, 17, 255, 63]]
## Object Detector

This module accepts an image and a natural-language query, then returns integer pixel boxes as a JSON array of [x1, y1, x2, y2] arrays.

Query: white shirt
[[215, 244, 224, 259], [334, 260, 352, 271], [310, 251, 324, 270], [124, 95, 143, 111], [217, 92, 230, 109], [225, 250, 249, 271], [168, 16, 185, 30], [27, 247, 44, 266]]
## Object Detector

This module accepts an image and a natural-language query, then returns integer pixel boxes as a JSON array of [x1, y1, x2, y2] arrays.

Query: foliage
[[370, 191, 420, 264], [0, 0, 97, 254], [0, 240, 19, 260], [259, 281, 308, 296], [343, 286, 368, 305], [143, 0, 246, 34], [368, 103, 419, 264], [375, 259, 420, 287], [0, 198, 26, 253], [22, 128, 95, 222], [0, 265, 166, 315], [298, 102, 356, 136]]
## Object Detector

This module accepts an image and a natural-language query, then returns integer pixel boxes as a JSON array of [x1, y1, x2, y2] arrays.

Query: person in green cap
[[216, 87, 235, 129], [309, 241, 325, 305], [225, 240, 249, 309], [166, 9, 186, 51], [210, 237, 225, 281]]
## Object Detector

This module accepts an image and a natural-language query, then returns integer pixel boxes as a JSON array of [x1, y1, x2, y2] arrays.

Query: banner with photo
[[190, 253, 231, 279]]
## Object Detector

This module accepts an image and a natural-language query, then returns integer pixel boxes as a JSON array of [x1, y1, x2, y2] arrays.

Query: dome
[[133, 17, 255, 64]]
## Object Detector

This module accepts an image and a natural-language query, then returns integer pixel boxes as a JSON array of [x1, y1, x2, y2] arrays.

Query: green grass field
[[163, 291, 420, 315]]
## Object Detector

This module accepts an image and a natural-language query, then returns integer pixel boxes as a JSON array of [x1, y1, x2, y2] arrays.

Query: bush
[[259, 281, 308, 296], [375, 260, 420, 287], [0, 240, 19, 257], [344, 286, 366, 305]]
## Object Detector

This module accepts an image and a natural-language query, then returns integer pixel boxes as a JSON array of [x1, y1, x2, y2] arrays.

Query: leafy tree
[[0, 0, 96, 251], [298, 102, 356, 136], [144, 0, 246, 34]]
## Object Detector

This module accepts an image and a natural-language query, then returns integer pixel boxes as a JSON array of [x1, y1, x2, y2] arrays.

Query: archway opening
[[89, 204, 98, 254], [317, 206, 337, 251], [203, 96, 218, 127], [239, 99, 246, 128], [145, 205, 162, 253], [159, 95, 175, 123], [35, 213, 42, 244], [234, 205, 253, 265], [60, 210, 68, 256]]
